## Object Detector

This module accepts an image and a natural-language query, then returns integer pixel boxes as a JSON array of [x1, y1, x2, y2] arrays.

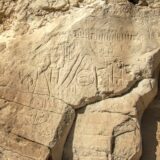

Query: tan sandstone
[[0, 0, 160, 160]]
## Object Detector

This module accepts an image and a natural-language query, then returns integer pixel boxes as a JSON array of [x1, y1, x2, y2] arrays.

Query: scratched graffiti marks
[[96, 61, 130, 93], [1, 12, 160, 106], [72, 28, 139, 42], [12, 105, 64, 146]]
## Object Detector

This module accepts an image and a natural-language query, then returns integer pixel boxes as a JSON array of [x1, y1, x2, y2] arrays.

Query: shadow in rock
[[128, 0, 139, 4], [62, 121, 75, 160], [47, 154, 53, 160], [62, 107, 87, 160], [141, 99, 160, 160]]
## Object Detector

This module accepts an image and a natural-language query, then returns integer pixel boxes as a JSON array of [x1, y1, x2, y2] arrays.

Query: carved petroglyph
[[96, 62, 129, 92], [0, 1, 160, 160], [1, 14, 155, 105], [72, 28, 139, 42], [76, 69, 95, 86]]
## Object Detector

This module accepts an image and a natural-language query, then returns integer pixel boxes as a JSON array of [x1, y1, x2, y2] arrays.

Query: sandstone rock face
[[0, 0, 160, 160], [0, 97, 75, 160], [63, 79, 157, 160]]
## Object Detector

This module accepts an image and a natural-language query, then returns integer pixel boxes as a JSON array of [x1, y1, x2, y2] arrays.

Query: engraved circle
[[77, 70, 94, 86]]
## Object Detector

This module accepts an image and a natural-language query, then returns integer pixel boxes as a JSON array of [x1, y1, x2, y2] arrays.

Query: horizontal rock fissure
[[128, 0, 139, 4]]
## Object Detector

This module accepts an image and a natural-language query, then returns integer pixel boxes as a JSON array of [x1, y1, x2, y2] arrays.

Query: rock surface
[[63, 78, 157, 160], [0, 0, 160, 160]]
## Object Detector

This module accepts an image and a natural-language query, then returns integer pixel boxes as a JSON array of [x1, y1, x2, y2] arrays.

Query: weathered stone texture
[[63, 78, 157, 160], [0, 0, 160, 160]]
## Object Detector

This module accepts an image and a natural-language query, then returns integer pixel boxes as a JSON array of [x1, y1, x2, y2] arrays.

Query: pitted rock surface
[[0, 0, 160, 160]]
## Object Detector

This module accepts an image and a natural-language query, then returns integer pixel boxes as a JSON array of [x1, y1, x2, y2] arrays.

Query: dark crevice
[[141, 69, 160, 160], [111, 136, 115, 155], [46, 152, 53, 160], [157, 66, 160, 98], [140, 100, 159, 160], [128, 0, 139, 4]]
